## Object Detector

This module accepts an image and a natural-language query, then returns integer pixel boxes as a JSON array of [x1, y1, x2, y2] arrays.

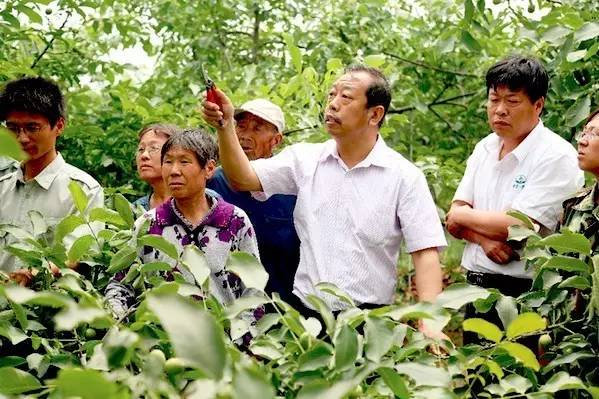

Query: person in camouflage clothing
[[560, 107, 599, 249]]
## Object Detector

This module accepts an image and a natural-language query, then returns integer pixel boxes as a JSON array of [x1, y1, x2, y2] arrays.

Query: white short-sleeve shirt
[[453, 121, 584, 278], [252, 136, 447, 310]]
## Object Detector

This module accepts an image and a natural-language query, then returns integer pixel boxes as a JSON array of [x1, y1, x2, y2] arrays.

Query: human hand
[[480, 237, 519, 264], [9, 268, 35, 287], [418, 319, 452, 355], [201, 88, 235, 130], [445, 212, 464, 239]]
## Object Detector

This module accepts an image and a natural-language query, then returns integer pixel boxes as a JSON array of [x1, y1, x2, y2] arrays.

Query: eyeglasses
[[2, 121, 43, 135], [575, 128, 599, 142], [136, 145, 162, 156]]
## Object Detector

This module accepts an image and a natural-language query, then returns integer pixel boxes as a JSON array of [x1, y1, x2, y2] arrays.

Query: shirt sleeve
[[511, 154, 584, 231], [250, 144, 302, 199], [453, 143, 482, 205], [397, 170, 448, 253]]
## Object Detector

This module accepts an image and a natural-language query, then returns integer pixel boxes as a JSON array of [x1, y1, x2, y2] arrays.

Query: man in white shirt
[[445, 56, 583, 341], [0, 77, 103, 284], [202, 66, 447, 334]]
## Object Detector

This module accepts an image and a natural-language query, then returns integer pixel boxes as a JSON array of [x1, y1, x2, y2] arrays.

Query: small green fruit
[[492, 0, 501, 4], [149, 349, 166, 365], [165, 357, 185, 374], [538, 334, 552, 348], [45, 9, 52, 15], [84, 328, 96, 339], [528, 4, 535, 13]]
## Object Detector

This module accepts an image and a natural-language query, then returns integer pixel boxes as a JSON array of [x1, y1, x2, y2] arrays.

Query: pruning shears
[[200, 64, 223, 126]]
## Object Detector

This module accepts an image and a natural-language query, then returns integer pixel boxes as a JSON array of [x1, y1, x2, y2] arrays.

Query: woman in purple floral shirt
[[106, 129, 262, 329]]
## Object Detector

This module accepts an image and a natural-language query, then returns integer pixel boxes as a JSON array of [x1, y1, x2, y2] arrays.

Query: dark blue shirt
[[207, 168, 300, 303]]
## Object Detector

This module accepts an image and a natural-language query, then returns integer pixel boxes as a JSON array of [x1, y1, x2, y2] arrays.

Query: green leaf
[[379, 367, 409, 399], [567, 50, 587, 62], [507, 209, 536, 230], [334, 324, 359, 371], [326, 58, 343, 72], [541, 256, 589, 273], [0, 367, 41, 395], [460, 30, 482, 51], [0, 129, 26, 160], [224, 295, 268, 319], [544, 352, 594, 373], [498, 342, 540, 371], [16, 4, 42, 24], [495, 295, 518, 330], [0, 356, 26, 368], [485, 359, 504, 379], [90, 208, 127, 228], [0, 224, 33, 240], [464, 0, 474, 26], [54, 304, 111, 331], [67, 235, 96, 262], [564, 96, 591, 127], [54, 368, 127, 399], [107, 246, 138, 274], [539, 371, 586, 393], [232, 364, 275, 399], [506, 312, 546, 339], [574, 22, 599, 42], [305, 294, 335, 335], [68, 181, 89, 214], [539, 230, 591, 255], [542, 26, 572, 44], [463, 318, 503, 343], [0, 321, 28, 345], [138, 234, 179, 260], [54, 215, 86, 244], [501, 374, 532, 394], [180, 245, 210, 285], [364, 54, 386, 68], [2, 285, 71, 307], [436, 283, 490, 309], [395, 362, 451, 387], [558, 275, 591, 290], [113, 194, 134, 228], [283, 33, 302, 73], [298, 342, 334, 371], [226, 251, 268, 291], [147, 293, 226, 379], [315, 282, 355, 307], [364, 316, 396, 362], [27, 211, 47, 237]]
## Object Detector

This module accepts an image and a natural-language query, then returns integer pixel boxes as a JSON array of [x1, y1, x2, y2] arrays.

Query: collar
[[318, 135, 392, 169], [572, 182, 599, 213], [153, 192, 235, 230], [16, 153, 66, 190]]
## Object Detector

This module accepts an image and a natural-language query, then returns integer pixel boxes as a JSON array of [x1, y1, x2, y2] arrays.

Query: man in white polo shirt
[[446, 56, 583, 341], [202, 65, 447, 335]]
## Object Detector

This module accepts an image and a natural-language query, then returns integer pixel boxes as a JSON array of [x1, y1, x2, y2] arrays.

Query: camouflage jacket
[[559, 183, 599, 253]]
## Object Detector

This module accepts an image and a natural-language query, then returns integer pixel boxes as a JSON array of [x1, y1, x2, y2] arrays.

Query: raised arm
[[201, 89, 262, 192]]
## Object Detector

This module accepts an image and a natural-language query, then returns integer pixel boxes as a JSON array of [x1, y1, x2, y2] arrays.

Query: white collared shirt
[[0, 154, 104, 272], [454, 121, 584, 278], [252, 137, 447, 310]]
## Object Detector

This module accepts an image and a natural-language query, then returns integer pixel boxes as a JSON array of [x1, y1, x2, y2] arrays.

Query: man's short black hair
[[161, 128, 218, 167], [486, 56, 548, 103], [344, 64, 391, 127], [0, 76, 66, 127]]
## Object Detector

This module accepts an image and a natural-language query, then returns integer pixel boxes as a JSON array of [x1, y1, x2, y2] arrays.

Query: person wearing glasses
[[560, 108, 599, 249], [0, 77, 103, 283], [133, 123, 179, 210], [445, 56, 584, 343]]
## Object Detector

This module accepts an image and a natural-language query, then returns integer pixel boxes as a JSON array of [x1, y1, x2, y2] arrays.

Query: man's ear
[[270, 132, 283, 149], [54, 117, 65, 137], [204, 159, 217, 179], [534, 96, 545, 116], [368, 105, 385, 127]]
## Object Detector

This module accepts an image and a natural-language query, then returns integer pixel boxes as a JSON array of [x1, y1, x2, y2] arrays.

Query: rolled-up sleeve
[[397, 171, 448, 253], [251, 145, 302, 199]]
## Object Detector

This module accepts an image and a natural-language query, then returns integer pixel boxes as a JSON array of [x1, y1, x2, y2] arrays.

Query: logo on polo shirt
[[513, 174, 527, 191]]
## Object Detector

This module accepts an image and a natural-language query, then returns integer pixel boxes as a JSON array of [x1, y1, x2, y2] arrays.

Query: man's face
[[487, 85, 543, 140], [324, 71, 372, 137], [577, 115, 599, 175], [162, 147, 215, 200], [235, 113, 281, 160], [5, 111, 63, 162]]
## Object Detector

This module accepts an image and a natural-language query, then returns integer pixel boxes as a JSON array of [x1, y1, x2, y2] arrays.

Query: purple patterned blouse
[[106, 195, 262, 332]]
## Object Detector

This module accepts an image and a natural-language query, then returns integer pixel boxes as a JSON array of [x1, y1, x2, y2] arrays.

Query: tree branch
[[251, 4, 261, 63], [31, 12, 71, 69], [284, 124, 320, 135], [388, 91, 479, 114], [383, 51, 478, 78]]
